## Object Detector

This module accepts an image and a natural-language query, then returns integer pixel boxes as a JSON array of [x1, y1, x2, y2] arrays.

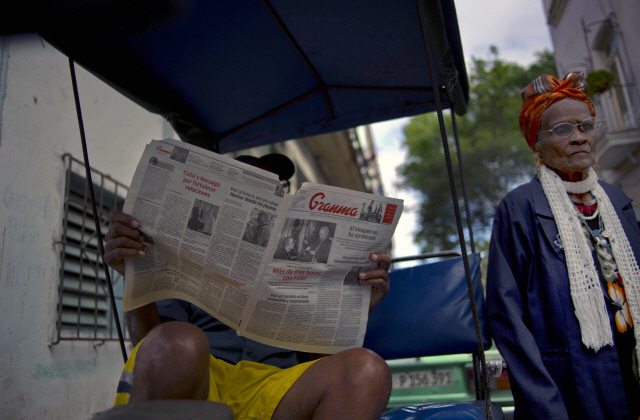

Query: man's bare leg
[[128, 322, 391, 419], [273, 347, 391, 420], [129, 322, 210, 402]]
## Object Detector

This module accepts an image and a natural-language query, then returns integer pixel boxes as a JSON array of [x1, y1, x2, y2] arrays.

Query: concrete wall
[[0, 34, 174, 419], [544, 0, 595, 75]]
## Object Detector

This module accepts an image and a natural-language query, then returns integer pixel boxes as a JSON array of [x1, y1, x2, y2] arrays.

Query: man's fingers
[[106, 212, 140, 241], [358, 255, 391, 288], [104, 213, 145, 276], [359, 261, 390, 295], [370, 253, 391, 263], [359, 277, 389, 290], [358, 268, 389, 281], [106, 222, 143, 242], [105, 236, 145, 254], [109, 212, 140, 227], [104, 248, 145, 268], [370, 253, 391, 269], [359, 278, 390, 293], [358, 269, 389, 291]]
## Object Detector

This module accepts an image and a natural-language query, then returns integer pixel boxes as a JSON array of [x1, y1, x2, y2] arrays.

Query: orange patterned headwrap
[[519, 71, 596, 150]]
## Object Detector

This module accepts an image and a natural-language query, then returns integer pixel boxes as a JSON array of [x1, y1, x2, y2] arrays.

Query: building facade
[[227, 126, 383, 196], [542, 0, 640, 213]]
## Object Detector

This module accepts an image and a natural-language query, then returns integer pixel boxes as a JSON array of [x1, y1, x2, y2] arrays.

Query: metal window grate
[[53, 154, 129, 343]]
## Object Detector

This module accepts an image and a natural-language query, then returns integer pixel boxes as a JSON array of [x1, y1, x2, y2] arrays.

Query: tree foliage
[[398, 48, 556, 252]]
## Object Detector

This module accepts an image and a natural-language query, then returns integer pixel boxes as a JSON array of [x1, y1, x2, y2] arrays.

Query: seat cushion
[[364, 253, 488, 360], [380, 401, 504, 420]]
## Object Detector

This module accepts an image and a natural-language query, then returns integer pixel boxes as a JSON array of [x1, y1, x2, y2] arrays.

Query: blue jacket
[[486, 176, 640, 420]]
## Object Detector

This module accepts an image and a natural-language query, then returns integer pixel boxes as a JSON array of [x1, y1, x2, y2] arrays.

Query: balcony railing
[[595, 84, 638, 132], [594, 84, 640, 170]]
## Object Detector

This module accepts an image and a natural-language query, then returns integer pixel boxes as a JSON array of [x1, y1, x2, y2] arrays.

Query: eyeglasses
[[538, 117, 604, 138]]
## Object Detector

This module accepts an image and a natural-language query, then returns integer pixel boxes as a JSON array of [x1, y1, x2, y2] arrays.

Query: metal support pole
[[69, 58, 128, 364], [581, 17, 595, 72], [391, 251, 461, 264], [451, 113, 475, 254], [415, 1, 491, 417]]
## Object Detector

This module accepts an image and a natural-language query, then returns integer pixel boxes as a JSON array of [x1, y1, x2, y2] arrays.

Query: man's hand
[[104, 212, 147, 276], [358, 253, 391, 314], [104, 212, 159, 345]]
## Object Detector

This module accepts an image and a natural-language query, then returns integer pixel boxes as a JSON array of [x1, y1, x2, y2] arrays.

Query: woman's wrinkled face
[[535, 99, 596, 182]]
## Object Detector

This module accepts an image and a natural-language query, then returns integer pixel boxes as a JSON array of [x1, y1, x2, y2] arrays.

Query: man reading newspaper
[[105, 152, 393, 420]]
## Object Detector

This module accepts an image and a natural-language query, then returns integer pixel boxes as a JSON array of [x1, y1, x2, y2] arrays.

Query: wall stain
[[30, 359, 97, 380]]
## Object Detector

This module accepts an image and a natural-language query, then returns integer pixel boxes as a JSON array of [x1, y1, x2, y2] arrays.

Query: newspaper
[[122, 139, 404, 354]]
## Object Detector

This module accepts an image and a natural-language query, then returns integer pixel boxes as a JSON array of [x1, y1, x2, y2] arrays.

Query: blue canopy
[[19, 0, 468, 153]]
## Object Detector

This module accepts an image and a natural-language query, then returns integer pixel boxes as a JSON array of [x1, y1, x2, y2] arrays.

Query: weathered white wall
[[0, 34, 174, 419], [545, 0, 594, 76]]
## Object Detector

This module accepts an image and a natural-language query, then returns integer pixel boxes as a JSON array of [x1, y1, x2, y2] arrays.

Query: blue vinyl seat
[[364, 254, 504, 420], [381, 401, 502, 420]]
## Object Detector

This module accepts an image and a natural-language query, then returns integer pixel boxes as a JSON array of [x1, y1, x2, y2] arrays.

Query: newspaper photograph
[[122, 139, 404, 354]]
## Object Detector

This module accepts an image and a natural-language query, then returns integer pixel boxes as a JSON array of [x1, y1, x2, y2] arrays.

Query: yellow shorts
[[114, 340, 318, 420]]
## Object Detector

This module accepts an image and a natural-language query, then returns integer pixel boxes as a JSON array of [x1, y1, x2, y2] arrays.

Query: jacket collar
[[530, 176, 553, 218], [528, 176, 565, 261]]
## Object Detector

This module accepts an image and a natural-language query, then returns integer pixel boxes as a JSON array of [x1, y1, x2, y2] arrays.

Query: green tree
[[398, 48, 556, 252]]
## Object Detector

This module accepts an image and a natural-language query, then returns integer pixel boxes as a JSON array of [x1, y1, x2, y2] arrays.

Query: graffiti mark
[[30, 360, 96, 380], [6, 229, 39, 245], [5, 214, 45, 247], [4, 263, 53, 289], [0, 227, 5, 280], [3, 184, 50, 221], [8, 215, 39, 230]]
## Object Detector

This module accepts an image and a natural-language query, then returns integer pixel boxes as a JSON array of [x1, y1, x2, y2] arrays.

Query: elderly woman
[[486, 72, 640, 419]]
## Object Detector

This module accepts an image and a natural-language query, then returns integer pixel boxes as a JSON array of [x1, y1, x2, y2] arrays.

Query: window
[[546, 0, 569, 26], [54, 154, 129, 343], [593, 26, 636, 129], [608, 60, 629, 117]]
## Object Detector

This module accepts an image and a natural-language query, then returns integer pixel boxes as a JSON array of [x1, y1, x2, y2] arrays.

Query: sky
[[371, 0, 554, 267]]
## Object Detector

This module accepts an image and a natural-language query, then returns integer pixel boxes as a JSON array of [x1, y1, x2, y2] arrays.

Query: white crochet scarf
[[539, 165, 640, 358]]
